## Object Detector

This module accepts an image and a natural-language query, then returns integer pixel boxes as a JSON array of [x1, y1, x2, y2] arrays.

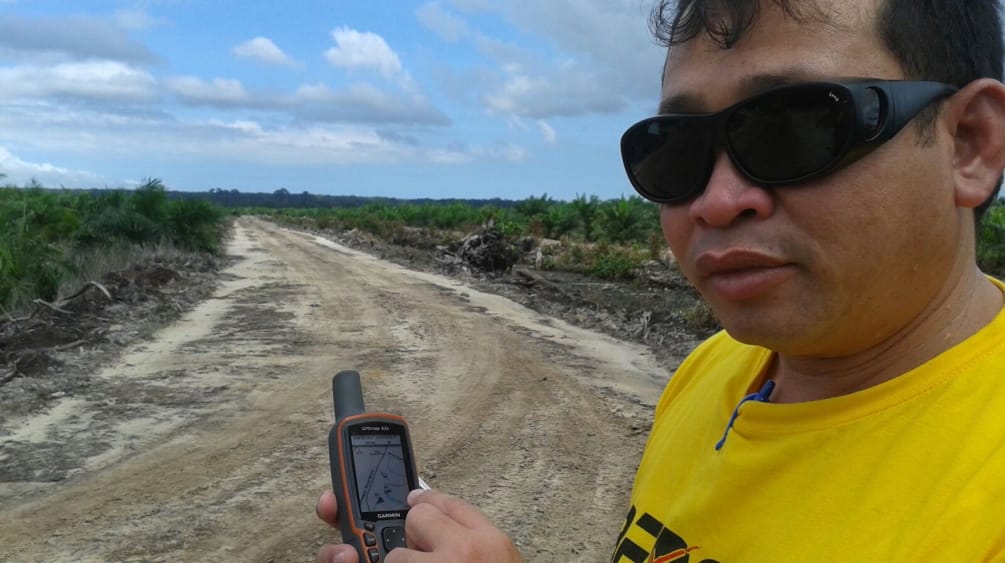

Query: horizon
[[0, 1, 666, 201], [4, 179, 646, 204]]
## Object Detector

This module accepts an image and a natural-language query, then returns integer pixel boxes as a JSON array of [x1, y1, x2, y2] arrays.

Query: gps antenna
[[333, 370, 366, 422]]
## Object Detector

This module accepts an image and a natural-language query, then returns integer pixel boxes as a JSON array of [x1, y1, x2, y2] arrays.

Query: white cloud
[[292, 83, 332, 103], [416, 3, 469, 43], [211, 121, 393, 162], [166, 76, 250, 105], [506, 114, 528, 132], [479, 55, 623, 119], [430, 0, 663, 120], [0, 14, 159, 65], [232, 37, 299, 67], [291, 82, 450, 125], [142, 117, 467, 167], [0, 98, 534, 190], [324, 27, 403, 80], [113, 9, 160, 31], [0, 145, 101, 186], [428, 30, 629, 120], [537, 120, 556, 144], [474, 34, 534, 70], [219, 120, 263, 135], [0, 61, 156, 101], [490, 0, 662, 99], [12, 63, 449, 125], [484, 73, 536, 114]]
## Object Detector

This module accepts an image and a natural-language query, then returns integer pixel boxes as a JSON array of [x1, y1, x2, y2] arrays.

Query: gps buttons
[[382, 526, 407, 550]]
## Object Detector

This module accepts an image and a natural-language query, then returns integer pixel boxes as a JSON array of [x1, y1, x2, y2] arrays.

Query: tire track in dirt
[[0, 217, 669, 562]]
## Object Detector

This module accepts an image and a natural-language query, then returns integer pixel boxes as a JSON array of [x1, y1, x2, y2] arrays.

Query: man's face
[[659, 0, 971, 357]]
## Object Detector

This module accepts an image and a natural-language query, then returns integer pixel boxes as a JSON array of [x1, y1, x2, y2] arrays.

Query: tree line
[[5, 174, 1004, 312]]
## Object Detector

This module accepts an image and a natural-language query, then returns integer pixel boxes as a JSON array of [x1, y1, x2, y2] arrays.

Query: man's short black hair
[[650, 0, 1005, 221]]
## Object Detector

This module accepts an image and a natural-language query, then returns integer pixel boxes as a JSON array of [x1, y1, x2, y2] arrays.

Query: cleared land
[[0, 217, 683, 562]]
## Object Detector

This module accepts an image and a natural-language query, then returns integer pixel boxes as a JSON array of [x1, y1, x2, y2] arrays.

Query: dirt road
[[0, 217, 670, 562]]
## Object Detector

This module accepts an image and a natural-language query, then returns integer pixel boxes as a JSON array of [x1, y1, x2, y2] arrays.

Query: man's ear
[[947, 78, 1005, 209]]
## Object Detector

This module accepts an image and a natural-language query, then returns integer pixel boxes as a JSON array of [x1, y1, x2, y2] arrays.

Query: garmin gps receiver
[[328, 370, 420, 562]]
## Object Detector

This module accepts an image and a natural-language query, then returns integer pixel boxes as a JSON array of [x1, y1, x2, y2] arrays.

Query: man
[[317, 0, 1005, 560]]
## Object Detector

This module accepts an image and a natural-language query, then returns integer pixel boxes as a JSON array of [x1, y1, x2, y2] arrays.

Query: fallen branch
[[514, 269, 580, 301], [53, 339, 89, 351], [0, 302, 35, 323], [59, 280, 113, 304], [33, 299, 73, 316], [0, 370, 17, 386], [516, 268, 562, 290], [3, 312, 33, 323]]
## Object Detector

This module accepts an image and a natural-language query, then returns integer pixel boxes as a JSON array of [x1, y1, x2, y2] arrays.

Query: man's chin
[[715, 312, 816, 353]]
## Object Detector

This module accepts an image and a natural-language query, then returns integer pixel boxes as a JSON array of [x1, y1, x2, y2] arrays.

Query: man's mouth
[[695, 250, 794, 301]]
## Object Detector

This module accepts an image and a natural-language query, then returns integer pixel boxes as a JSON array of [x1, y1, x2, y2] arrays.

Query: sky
[[0, 1, 668, 200]]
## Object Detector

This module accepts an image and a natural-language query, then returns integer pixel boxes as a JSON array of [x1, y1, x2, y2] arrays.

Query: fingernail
[[333, 552, 346, 563], [407, 489, 423, 504]]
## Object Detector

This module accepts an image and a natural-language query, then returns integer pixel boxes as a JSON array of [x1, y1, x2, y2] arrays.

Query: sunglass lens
[[727, 86, 853, 182], [623, 118, 714, 202]]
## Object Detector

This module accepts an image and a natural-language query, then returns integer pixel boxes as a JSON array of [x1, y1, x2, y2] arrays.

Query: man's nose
[[687, 152, 775, 227]]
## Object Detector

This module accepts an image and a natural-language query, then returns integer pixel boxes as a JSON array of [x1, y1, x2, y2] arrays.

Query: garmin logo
[[361, 425, 391, 432], [377, 512, 403, 519]]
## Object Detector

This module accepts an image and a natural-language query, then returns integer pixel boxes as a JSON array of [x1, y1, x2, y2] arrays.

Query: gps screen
[[350, 433, 410, 513]]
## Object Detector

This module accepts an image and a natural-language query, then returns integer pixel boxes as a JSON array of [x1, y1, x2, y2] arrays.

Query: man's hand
[[385, 489, 524, 563], [315, 488, 523, 563], [315, 490, 359, 563]]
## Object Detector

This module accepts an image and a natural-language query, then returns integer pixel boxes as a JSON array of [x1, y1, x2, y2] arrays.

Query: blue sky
[[0, 1, 667, 200]]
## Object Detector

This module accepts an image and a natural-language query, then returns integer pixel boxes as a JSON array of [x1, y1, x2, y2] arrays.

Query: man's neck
[[767, 269, 1004, 404]]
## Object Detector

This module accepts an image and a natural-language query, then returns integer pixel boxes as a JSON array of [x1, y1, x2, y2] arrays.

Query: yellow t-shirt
[[615, 285, 1005, 563]]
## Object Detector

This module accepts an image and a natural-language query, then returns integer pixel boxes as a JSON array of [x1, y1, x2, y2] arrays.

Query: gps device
[[328, 370, 420, 562]]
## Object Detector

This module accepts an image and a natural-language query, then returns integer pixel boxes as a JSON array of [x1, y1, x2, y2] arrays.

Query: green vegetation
[[257, 193, 660, 243], [257, 193, 665, 280], [7, 173, 1004, 319], [259, 191, 1005, 285], [0, 178, 226, 314], [588, 250, 645, 280], [979, 199, 1005, 277]]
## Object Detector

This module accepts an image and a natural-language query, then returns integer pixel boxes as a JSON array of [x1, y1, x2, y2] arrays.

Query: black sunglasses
[[620, 79, 958, 205]]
